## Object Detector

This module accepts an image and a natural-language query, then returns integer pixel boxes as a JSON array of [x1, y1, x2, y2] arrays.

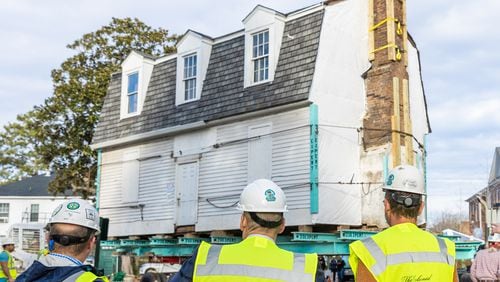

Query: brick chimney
[[363, 0, 413, 166]]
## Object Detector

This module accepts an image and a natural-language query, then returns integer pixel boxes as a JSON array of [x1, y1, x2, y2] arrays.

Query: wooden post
[[368, 0, 375, 61], [402, 0, 408, 65], [391, 77, 401, 166], [402, 79, 413, 164], [386, 0, 396, 61]]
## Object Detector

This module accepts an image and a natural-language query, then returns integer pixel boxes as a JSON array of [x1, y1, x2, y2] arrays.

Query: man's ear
[[417, 199, 425, 216], [240, 214, 247, 231], [278, 218, 286, 234], [89, 235, 97, 249], [383, 197, 390, 212]]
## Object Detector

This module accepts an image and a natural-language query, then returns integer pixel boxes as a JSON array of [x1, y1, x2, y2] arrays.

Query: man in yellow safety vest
[[349, 165, 458, 281], [16, 199, 109, 282], [171, 179, 318, 282], [0, 238, 16, 282]]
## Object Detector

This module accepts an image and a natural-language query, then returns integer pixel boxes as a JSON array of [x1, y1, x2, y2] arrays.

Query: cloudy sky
[[1, 0, 499, 223]]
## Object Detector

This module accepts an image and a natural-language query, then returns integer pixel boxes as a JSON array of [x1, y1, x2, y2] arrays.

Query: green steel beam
[[100, 230, 482, 260], [177, 237, 209, 245], [292, 232, 340, 242], [340, 230, 377, 241], [211, 237, 242, 244]]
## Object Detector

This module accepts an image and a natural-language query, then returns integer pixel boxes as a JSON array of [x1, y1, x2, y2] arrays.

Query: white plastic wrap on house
[[309, 0, 370, 225]]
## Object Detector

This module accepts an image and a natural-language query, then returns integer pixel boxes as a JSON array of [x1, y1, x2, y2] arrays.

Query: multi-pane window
[[0, 203, 9, 223], [127, 72, 139, 113], [30, 204, 39, 222], [183, 54, 197, 101], [252, 30, 269, 83]]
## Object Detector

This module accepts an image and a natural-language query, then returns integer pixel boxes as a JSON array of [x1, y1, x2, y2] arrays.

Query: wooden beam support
[[368, 0, 375, 61], [386, 0, 396, 61], [402, 79, 414, 165], [402, 0, 408, 65], [391, 77, 401, 167]]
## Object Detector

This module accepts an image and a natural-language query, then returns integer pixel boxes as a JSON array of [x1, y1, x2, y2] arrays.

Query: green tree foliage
[[0, 18, 177, 195]]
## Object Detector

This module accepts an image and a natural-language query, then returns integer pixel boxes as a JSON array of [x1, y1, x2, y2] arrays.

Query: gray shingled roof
[[93, 10, 324, 144], [0, 174, 73, 197]]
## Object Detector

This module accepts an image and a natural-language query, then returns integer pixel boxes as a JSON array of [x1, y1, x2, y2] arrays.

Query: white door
[[176, 162, 199, 226]]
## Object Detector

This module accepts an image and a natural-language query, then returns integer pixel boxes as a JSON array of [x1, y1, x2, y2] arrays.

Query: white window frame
[[119, 51, 155, 119], [127, 72, 139, 114], [183, 53, 198, 102], [30, 204, 39, 222], [0, 203, 9, 223], [252, 30, 270, 83]]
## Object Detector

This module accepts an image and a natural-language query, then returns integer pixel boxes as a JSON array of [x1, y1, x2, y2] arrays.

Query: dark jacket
[[16, 261, 105, 282]]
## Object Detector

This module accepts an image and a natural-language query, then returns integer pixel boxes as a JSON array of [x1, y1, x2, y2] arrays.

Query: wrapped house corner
[[91, 0, 430, 241]]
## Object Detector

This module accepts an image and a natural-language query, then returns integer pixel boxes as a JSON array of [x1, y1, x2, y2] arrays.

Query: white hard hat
[[237, 179, 288, 212], [2, 238, 15, 246], [488, 233, 500, 242], [383, 165, 425, 195], [49, 199, 100, 234]]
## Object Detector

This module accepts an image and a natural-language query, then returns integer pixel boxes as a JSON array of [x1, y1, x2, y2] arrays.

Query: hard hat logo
[[386, 174, 395, 186], [67, 202, 80, 210], [265, 189, 276, 202]]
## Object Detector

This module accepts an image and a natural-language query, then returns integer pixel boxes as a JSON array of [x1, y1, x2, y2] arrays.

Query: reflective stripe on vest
[[361, 236, 455, 276], [195, 243, 314, 281]]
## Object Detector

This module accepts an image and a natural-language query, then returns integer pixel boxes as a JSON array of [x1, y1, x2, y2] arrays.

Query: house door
[[176, 162, 199, 226]]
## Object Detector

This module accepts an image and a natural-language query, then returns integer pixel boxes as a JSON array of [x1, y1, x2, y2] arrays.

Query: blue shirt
[[0, 251, 9, 262]]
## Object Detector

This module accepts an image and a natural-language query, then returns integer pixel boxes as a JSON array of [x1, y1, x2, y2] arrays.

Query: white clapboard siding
[[196, 107, 311, 231], [138, 140, 175, 221], [99, 139, 175, 232]]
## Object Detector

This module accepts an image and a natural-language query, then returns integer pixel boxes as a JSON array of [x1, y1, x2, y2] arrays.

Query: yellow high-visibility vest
[[62, 270, 110, 282], [0, 251, 17, 279], [349, 223, 455, 281], [193, 235, 317, 282]]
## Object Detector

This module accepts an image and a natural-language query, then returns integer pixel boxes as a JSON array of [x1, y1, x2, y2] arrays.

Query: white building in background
[[0, 174, 81, 252]]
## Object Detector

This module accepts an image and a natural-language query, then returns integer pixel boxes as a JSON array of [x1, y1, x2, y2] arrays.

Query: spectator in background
[[470, 234, 500, 282], [329, 257, 338, 281], [0, 238, 16, 282], [316, 256, 326, 282], [336, 256, 345, 282]]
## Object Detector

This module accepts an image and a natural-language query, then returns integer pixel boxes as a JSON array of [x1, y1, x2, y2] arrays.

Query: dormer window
[[127, 72, 139, 113], [243, 6, 285, 88], [183, 54, 197, 101], [119, 51, 155, 119], [252, 30, 269, 83], [175, 30, 213, 106]]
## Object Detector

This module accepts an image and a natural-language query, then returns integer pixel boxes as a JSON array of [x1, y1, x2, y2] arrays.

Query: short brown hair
[[243, 212, 283, 232], [385, 191, 422, 219], [50, 224, 95, 255]]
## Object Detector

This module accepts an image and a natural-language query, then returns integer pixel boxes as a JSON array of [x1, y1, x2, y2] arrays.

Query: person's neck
[[388, 215, 417, 226], [54, 250, 87, 263], [245, 230, 278, 241]]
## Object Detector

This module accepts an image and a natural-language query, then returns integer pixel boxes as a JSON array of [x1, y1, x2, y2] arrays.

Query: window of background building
[[30, 204, 39, 222], [0, 203, 9, 223]]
